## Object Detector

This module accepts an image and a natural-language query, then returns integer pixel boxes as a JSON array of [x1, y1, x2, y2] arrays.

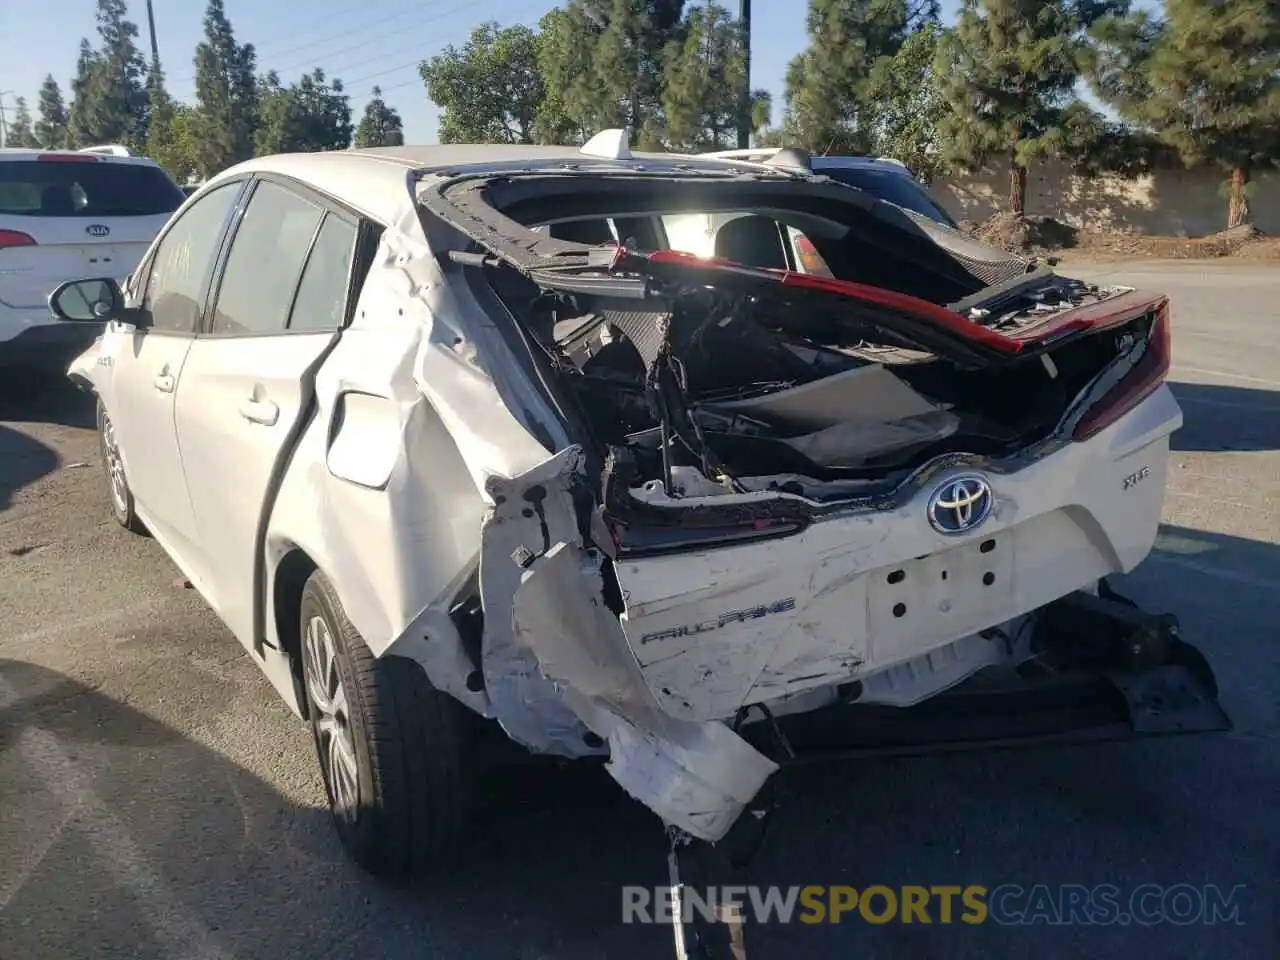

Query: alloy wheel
[[303, 614, 360, 822], [100, 413, 129, 515]]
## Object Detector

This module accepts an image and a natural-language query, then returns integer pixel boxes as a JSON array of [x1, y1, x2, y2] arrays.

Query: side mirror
[[49, 277, 126, 324]]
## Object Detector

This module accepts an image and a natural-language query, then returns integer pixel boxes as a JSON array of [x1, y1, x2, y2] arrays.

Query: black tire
[[97, 400, 147, 535], [299, 569, 472, 878]]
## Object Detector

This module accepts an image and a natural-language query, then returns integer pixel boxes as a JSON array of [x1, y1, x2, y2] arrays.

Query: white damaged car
[[52, 132, 1228, 877]]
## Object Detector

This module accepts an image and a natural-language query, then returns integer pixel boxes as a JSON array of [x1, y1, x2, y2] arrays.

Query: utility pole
[[145, 0, 160, 66], [0, 91, 13, 149], [736, 0, 752, 149]]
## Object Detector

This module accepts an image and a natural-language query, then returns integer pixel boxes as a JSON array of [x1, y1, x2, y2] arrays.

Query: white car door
[[173, 178, 359, 651], [101, 180, 245, 583]]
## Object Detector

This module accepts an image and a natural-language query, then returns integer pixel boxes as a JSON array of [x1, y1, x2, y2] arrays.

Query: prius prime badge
[[927, 473, 993, 535]]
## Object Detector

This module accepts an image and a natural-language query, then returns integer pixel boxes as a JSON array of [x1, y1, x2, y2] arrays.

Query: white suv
[[0, 145, 186, 371]]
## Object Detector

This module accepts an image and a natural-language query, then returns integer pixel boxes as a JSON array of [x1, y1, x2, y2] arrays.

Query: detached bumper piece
[[747, 584, 1231, 765]]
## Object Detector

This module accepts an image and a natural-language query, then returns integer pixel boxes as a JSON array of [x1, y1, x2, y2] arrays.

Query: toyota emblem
[[927, 473, 994, 535]]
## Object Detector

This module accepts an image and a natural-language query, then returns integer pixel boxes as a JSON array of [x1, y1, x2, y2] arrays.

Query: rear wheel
[[97, 401, 147, 534], [299, 570, 472, 878]]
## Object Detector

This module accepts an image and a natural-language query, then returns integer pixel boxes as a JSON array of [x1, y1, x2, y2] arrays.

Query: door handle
[[238, 398, 280, 426], [153, 372, 175, 393]]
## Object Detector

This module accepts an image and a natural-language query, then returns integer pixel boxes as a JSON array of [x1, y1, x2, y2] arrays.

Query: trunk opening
[[475, 252, 1169, 545]]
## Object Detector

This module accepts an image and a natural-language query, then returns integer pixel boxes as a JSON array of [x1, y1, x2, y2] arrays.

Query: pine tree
[[66, 39, 101, 147], [535, 0, 687, 146], [1090, 0, 1280, 228], [354, 87, 405, 147], [935, 0, 1123, 216], [66, 0, 149, 148], [661, 3, 748, 150], [783, 0, 939, 153], [193, 0, 258, 176], [6, 98, 39, 148], [35, 76, 70, 148]]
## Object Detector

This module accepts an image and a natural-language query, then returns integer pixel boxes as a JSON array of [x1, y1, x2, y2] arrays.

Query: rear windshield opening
[[0, 161, 185, 217]]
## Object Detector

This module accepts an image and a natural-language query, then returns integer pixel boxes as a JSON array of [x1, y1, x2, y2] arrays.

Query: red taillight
[[0, 229, 37, 250], [38, 152, 97, 162], [1072, 303, 1172, 441]]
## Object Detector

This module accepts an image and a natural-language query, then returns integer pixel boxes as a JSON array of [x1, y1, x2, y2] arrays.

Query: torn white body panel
[[261, 210, 565, 715], [479, 449, 778, 839], [611, 386, 1178, 723]]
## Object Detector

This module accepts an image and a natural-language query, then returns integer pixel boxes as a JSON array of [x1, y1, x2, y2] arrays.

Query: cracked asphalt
[[1, 260, 1276, 959]]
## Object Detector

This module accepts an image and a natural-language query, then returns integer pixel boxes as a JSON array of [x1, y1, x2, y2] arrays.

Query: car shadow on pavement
[[0, 425, 59, 514], [0, 370, 96, 431], [0, 658, 674, 960], [1168, 381, 1280, 453]]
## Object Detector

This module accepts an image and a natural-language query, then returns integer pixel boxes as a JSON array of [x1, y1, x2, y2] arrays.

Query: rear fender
[[480, 445, 779, 842]]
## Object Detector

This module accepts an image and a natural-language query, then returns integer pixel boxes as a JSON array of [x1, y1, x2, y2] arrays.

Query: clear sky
[[1, 0, 971, 142]]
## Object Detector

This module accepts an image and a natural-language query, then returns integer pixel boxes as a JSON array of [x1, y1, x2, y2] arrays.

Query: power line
[[221, 0, 414, 61], [270, 0, 479, 80], [333, 0, 549, 93], [172, 0, 548, 89]]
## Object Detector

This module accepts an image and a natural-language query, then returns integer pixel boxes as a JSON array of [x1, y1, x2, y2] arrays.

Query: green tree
[[863, 20, 949, 180], [535, 6, 601, 142], [35, 76, 70, 148], [354, 86, 405, 147], [254, 69, 352, 155], [66, 39, 100, 148], [935, 0, 1121, 215], [535, 0, 688, 146], [192, 0, 258, 177], [67, 0, 149, 148], [1089, 0, 1280, 228], [421, 22, 545, 144], [783, 0, 939, 153], [290, 69, 352, 151], [145, 57, 197, 180], [662, 3, 757, 150], [6, 98, 39, 148]]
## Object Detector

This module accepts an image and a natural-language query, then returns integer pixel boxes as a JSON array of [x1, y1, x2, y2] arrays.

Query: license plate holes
[[869, 537, 1013, 641]]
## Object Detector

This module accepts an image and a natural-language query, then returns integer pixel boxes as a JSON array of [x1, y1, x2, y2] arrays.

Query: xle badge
[[1123, 466, 1151, 490], [639, 598, 797, 645]]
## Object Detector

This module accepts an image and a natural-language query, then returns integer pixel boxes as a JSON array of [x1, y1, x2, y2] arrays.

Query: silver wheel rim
[[101, 414, 128, 515], [303, 615, 360, 822]]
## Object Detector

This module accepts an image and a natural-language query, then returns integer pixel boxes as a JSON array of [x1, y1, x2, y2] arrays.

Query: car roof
[[0, 147, 163, 168], [702, 147, 911, 173], [207, 143, 807, 227]]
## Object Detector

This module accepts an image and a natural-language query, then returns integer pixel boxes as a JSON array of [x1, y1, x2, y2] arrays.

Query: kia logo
[[86, 224, 110, 238]]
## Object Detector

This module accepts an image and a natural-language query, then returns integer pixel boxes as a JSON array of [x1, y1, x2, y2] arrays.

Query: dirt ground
[[963, 212, 1280, 262]]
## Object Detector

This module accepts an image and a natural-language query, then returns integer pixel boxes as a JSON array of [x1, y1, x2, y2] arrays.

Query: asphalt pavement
[[1, 260, 1276, 959]]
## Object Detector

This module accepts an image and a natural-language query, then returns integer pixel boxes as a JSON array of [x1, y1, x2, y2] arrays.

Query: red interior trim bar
[[621, 248, 1167, 356]]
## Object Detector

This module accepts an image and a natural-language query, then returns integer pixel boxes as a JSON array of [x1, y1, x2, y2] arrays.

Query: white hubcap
[[303, 615, 359, 821]]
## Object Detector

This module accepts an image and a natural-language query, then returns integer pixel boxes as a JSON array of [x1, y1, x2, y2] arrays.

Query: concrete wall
[[932, 160, 1280, 237]]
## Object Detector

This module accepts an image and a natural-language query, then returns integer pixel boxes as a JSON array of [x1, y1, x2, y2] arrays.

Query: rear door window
[[288, 214, 358, 331], [209, 181, 325, 336], [0, 160, 186, 217]]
